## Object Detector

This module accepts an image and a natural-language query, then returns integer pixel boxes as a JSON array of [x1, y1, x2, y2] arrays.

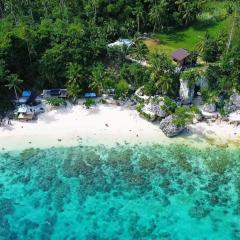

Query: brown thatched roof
[[171, 48, 189, 61]]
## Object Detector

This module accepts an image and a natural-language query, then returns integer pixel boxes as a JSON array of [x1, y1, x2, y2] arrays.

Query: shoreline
[[0, 104, 240, 151]]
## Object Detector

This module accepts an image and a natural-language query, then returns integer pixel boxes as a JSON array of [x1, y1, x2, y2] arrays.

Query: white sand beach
[[1, 103, 240, 151]]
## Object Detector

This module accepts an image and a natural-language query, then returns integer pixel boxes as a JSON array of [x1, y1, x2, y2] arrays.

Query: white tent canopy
[[108, 39, 133, 48], [17, 105, 34, 114]]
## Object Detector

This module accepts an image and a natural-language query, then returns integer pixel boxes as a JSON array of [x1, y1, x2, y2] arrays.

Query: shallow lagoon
[[0, 143, 240, 240]]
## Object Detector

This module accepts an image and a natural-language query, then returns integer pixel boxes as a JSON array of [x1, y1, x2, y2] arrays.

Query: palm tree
[[182, 3, 196, 25], [149, 52, 177, 95], [155, 75, 174, 95], [89, 63, 105, 96], [149, 0, 168, 32], [149, 4, 161, 33], [226, 0, 240, 52], [131, 40, 149, 61], [195, 32, 210, 54], [84, 0, 100, 22], [5, 74, 23, 100], [175, 0, 187, 12], [134, 1, 144, 34], [176, 0, 205, 26], [66, 63, 85, 99]]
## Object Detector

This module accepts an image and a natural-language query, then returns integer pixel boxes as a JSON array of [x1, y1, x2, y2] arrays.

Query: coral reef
[[0, 144, 239, 239]]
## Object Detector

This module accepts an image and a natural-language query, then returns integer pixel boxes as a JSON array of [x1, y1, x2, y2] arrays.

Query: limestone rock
[[159, 115, 185, 137], [201, 111, 219, 119], [179, 79, 195, 104], [202, 103, 216, 113], [225, 93, 240, 113], [141, 96, 170, 121], [141, 106, 156, 121], [101, 95, 117, 105], [135, 87, 149, 102], [145, 97, 167, 118], [196, 77, 208, 89], [192, 96, 203, 106], [230, 93, 240, 108]]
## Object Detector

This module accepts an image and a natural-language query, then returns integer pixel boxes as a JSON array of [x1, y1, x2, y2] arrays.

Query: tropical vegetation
[[0, 0, 239, 120]]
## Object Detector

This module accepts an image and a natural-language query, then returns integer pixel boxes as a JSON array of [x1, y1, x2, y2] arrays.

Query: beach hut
[[16, 90, 34, 105], [42, 89, 67, 99], [171, 48, 190, 67], [17, 112, 35, 121], [16, 105, 35, 121]]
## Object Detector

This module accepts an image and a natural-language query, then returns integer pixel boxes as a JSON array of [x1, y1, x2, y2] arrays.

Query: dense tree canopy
[[0, 0, 239, 111]]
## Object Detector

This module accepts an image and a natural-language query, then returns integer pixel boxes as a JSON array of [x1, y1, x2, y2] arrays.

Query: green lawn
[[144, 0, 232, 55]]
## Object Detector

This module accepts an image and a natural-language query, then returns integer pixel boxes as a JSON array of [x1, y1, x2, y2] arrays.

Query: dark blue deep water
[[0, 144, 240, 239]]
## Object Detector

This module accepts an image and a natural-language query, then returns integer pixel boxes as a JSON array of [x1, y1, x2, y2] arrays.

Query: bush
[[181, 68, 200, 88], [83, 99, 95, 108], [47, 97, 65, 107], [161, 97, 177, 114], [202, 38, 219, 62], [115, 80, 129, 98], [201, 89, 218, 104], [173, 106, 199, 126], [217, 98, 227, 117], [0, 99, 13, 114], [186, 51, 198, 65], [204, 64, 222, 90], [143, 81, 157, 96], [136, 103, 144, 113], [119, 64, 149, 90], [136, 103, 153, 121]]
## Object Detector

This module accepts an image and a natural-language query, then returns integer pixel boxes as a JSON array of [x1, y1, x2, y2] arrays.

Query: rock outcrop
[[144, 97, 167, 118], [225, 93, 240, 113], [140, 96, 169, 121], [200, 103, 218, 119], [140, 107, 157, 121], [159, 115, 185, 137], [196, 77, 208, 89], [134, 87, 149, 102], [179, 79, 195, 104], [202, 103, 216, 113], [230, 93, 240, 108]]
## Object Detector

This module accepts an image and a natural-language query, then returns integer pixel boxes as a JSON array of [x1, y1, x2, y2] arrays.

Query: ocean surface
[[0, 143, 240, 240]]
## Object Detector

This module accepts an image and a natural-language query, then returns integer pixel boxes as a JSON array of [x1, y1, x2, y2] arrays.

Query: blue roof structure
[[84, 92, 97, 98], [22, 90, 31, 97]]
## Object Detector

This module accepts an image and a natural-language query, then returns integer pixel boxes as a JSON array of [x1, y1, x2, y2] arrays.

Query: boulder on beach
[[140, 106, 156, 121], [225, 93, 240, 113], [228, 111, 240, 126], [199, 103, 219, 119], [202, 103, 216, 113], [142, 96, 167, 119], [101, 95, 117, 105], [159, 115, 185, 137], [230, 93, 240, 108]]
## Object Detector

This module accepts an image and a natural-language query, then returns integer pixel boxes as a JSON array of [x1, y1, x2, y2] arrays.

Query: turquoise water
[[0, 143, 240, 239]]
